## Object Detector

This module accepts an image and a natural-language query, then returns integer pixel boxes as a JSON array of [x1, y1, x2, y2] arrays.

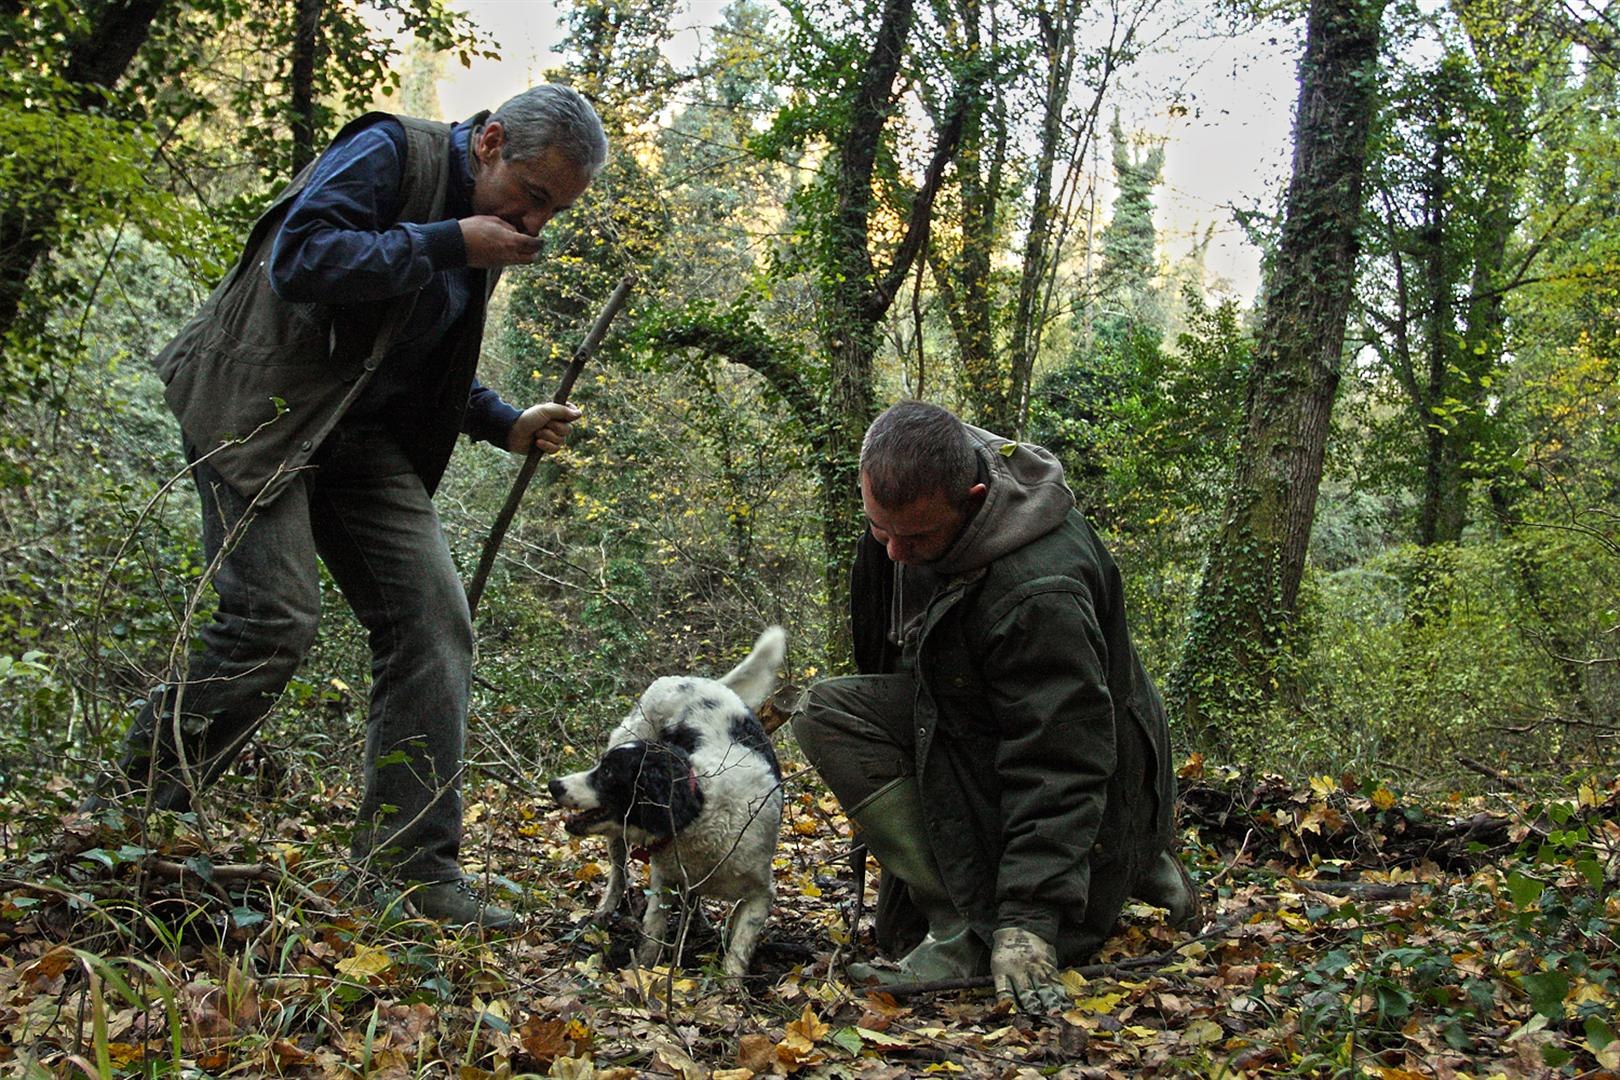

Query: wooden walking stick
[[465, 274, 635, 618]]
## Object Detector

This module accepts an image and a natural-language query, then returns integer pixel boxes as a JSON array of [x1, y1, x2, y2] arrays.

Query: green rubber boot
[[844, 777, 987, 986], [1134, 848, 1201, 929]]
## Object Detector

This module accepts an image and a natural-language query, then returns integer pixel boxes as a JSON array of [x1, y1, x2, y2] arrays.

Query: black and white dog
[[547, 627, 786, 977]]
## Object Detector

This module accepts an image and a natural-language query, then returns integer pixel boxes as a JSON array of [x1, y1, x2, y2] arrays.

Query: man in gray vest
[[81, 85, 609, 931], [793, 401, 1199, 1011]]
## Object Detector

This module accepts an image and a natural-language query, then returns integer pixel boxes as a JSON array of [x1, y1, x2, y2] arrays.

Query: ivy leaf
[[1587, 1016, 1619, 1070], [1505, 871, 1544, 909], [1520, 971, 1568, 1019]]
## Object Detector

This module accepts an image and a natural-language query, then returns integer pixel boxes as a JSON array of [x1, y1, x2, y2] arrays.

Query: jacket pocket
[[211, 260, 333, 366]]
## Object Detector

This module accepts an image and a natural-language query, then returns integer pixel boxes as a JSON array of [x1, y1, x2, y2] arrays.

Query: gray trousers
[[790, 674, 918, 814], [112, 422, 472, 882]]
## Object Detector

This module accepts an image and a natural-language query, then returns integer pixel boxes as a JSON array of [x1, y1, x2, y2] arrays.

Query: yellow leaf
[[574, 861, 604, 881], [793, 819, 818, 835], [1371, 787, 1396, 811], [336, 944, 392, 981], [1071, 992, 1127, 1014], [1309, 775, 1337, 797], [924, 1063, 965, 1073], [855, 1027, 911, 1047], [1184, 1019, 1223, 1045], [1277, 910, 1312, 932], [787, 1004, 829, 1043], [1593, 1036, 1620, 1071], [474, 997, 509, 1022], [800, 879, 822, 898]]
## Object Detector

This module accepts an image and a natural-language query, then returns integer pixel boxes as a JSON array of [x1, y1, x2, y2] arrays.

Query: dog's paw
[[722, 954, 752, 980]]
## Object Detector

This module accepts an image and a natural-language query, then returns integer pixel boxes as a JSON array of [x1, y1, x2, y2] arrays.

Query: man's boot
[[1134, 848, 1201, 929], [404, 878, 515, 932], [844, 777, 987, 985]]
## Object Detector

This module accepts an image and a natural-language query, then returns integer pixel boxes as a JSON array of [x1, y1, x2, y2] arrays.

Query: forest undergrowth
[[1, 745, 1615, 1079]]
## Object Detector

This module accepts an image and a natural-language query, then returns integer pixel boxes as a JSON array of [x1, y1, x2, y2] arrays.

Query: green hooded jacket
[[854, 426, 1176, 964]]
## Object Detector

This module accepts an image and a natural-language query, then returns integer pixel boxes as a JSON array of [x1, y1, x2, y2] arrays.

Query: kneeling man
[[792, 400, 1198, 1012]]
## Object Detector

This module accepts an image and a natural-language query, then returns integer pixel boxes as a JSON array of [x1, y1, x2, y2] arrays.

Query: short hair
[[860, 400, 978, 509], [488, 84, 609, 177]]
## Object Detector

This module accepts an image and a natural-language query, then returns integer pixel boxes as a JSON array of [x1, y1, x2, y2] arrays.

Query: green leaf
[[231, 907, 265, 928], [1587, 1016, 1619, 1070], [1520, 971, 1568, 1019], [830, 1026, 864, 1055], [1505, 871, 1545, 908], [1575, 858, 1603, 891]]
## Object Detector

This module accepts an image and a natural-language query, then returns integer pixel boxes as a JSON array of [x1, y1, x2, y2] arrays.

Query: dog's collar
[[629, 764, 699, 863]]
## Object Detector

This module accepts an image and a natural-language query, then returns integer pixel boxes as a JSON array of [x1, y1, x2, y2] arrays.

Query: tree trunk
[[814, 0, 968, 667], [1170, 0, 1386, 750], [1005, 1, 1075, 436], [0, 0, 167, 345], [927, 0, 1010, 431], [290, 0, 325, 178]]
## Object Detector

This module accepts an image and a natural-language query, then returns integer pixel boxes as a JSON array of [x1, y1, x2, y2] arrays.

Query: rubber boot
[[844, 777, 987, 985], [1134, 848, 1201, 929]]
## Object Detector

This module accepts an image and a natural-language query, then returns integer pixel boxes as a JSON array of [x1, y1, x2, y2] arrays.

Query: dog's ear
[[719, 626, 786, 710]]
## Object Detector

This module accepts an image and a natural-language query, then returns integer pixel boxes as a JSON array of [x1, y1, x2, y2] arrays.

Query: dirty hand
[[507, 402, 581, 455], [991, 927, 1068, 1015]]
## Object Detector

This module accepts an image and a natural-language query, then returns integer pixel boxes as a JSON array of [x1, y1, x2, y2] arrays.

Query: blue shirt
[[267, 116, 520, 447]]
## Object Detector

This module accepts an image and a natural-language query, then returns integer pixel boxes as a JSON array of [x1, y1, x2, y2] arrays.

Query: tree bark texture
[[927, 0, 1010, 431], [290, 0, 325, 178], [1171, 0, 1387, 745]]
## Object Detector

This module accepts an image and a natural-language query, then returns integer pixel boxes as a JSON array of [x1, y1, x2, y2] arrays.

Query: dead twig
[[1457, 755, 1532, 793]]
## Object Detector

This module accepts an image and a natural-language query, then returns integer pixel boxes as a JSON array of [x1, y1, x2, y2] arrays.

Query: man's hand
[[460, 215, 543, 269], [991, 927, 1068, 1014], [507, 403, 581, 456]]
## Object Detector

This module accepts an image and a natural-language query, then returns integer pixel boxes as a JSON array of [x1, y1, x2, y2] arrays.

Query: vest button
[[300, 440, 312, 451]]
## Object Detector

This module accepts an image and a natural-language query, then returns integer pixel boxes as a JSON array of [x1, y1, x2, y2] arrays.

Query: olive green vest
[[154, 112, 496, 504]]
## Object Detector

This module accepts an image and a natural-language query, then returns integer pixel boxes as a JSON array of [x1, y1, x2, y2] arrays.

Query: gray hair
[[860, 400, 978, 509], [489, 84, 609, 177]]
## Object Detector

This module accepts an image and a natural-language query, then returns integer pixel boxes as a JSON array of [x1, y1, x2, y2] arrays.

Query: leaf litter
[[0, 759, 1615, 1077]]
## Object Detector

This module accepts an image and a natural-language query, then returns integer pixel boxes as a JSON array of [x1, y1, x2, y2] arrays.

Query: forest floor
[[0, 752, 1616, 1079]]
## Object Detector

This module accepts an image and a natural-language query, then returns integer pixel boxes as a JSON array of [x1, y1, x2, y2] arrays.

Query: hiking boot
[[1135, 848, 1201, 930], [405, 878, 516, 932]]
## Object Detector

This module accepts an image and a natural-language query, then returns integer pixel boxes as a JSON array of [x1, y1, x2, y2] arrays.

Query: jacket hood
[[930, 425, 1074, 576]]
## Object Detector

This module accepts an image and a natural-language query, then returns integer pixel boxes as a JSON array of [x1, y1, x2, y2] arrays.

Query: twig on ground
[[1457, 755, 1532, 793], [1204, 827, 1253, 890]]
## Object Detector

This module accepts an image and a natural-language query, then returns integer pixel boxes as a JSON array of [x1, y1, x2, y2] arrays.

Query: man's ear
[[964, 482, 988, 512], [476, 120, 506, 166]]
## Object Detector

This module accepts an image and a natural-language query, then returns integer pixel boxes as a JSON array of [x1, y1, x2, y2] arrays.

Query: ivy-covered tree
[[1171, 0, 1388, 752]]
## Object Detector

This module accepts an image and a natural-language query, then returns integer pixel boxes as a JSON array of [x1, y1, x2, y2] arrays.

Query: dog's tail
[[721, 625, 786, 710]]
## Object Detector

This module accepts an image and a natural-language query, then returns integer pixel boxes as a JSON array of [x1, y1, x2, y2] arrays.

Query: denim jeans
[[113, 422, 472, 883]]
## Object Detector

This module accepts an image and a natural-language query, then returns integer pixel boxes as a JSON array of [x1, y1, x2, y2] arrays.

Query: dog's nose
[[546, 778, 565, 801]]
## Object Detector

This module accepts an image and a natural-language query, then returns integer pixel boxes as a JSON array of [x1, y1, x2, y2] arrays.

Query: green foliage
[[1299, 534, 1614, 775], [1031, 290, 1251, 672]]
